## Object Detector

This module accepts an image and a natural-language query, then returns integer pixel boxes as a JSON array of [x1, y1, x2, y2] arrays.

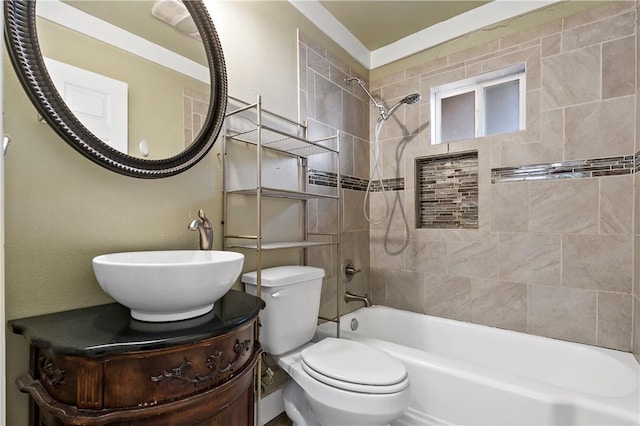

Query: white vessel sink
[[92, 250, 244, 322]]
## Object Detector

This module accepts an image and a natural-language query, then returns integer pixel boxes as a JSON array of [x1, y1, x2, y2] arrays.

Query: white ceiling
[[289, 0, 563, 70]]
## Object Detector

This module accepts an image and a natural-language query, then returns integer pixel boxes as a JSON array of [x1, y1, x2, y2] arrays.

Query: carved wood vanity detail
[[10, 290, 264, 425]]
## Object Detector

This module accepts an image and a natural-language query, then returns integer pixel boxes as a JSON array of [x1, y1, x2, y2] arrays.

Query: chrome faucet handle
[[197, 209, 212, 229], [344, 262, 362, 281], [188, 209, 214, 250]]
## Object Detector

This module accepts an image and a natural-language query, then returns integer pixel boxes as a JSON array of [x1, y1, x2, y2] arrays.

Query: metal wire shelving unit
[[222, 95, 340, 425]]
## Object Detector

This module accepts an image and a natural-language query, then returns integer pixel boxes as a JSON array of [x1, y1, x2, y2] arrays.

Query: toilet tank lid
[[241, 265, 325, 287]]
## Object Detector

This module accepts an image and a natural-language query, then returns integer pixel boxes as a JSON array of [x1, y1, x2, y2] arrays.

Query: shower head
[[384, 93, 422, 120]]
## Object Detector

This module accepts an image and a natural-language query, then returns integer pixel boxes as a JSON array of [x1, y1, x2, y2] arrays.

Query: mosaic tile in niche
[[416, 151, 479, 229]]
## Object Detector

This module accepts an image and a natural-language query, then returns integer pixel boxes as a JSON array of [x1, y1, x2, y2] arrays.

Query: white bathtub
[[315, 306, 640, 426]]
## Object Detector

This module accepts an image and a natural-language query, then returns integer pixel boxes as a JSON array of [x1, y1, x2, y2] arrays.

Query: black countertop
[[9, 290, 264, 358]]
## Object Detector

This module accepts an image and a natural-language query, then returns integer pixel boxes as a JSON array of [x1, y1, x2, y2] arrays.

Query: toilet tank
[[243, 266, 325, 355]]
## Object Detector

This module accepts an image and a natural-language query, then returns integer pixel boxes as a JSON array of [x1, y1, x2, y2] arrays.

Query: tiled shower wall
[[369, 2, 638, 353], [297, 32, 371, 319]]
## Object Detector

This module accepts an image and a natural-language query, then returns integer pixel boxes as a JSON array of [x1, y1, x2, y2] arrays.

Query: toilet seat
[[301, 338, 409, 394]]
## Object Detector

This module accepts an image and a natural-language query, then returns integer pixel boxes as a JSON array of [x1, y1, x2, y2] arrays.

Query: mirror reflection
[[36, 0, 211, 160]]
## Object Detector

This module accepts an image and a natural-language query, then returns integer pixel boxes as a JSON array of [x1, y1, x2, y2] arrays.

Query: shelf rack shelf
[[222, 94, 341, 329]]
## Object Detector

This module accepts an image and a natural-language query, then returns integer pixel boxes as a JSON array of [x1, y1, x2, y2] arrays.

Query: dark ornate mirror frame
[[4, 0, 227, 178]]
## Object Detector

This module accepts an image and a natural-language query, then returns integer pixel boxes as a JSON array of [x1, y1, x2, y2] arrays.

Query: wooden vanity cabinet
[[10, 290, 264, 426]]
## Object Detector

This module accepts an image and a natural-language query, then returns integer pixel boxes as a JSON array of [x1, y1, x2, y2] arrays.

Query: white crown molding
[[288, 0, 371, 68], [36, 0, 209, 83], [290, 0, 562, 70]]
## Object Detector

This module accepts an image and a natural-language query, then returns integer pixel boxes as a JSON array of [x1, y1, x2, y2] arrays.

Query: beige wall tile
[[633, 296, 640, 363], [314, 75, 342, 129], [447, 239, 499, 280], [565, 96, 635, 160], [635, 236, 640, 299], [482, 47, 541, 91], [600, 174, 633, 235], [500, 141, 544, 168], [491, 182, 529, 232], [602, 36, 636, 99], [528, 285, 597, 345], [499, 20, 562, 50], [341, 230, 370, 284], [307, 47, 330, 79], [562, 234, 632, 292], [319, 277, 339, 320], [405, 240, 447, 275], [635, 174, 640, 235], [378, 136, 404, 178], [499, 233, 561, 285], [541, 45, 600, 110], [342, 91, 368, 140], [339, 133, 354, 177], [384, 270, 426, 313], [369, 191, 408, 232], [529, 179, 599, 234], [370, 229, 406, 271], [448, 40, 500, 65], [562, 2, 635, 30], [541, 34, 561, 57], [597, 292, 632, 351], [381, 76, 419, 102], [539, 108, 564, 162], [471, 279, 527, 331], [298, 32, 326, 57], [330, 64, 351, 94], [419, 67, 466, 100], [425, 274, 472, 321], [370, 269, 386, 305], [353, 137, 370, 180], [406, 57, 448, 79], [371, 70, 406, 90], [307, 245, 334, 279], [563, 11, 636, 52], [465, 62, 483, 77], [342, 189, 367, 232]]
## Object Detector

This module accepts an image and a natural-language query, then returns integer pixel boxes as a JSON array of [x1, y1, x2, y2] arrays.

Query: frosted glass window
[[441, 91, 475, 143], [430, 64, 525, 144], [484, 80, 520, 136]]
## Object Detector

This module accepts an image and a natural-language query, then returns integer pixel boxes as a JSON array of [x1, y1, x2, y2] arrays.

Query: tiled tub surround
[[368, 2, 638, 354], [298, 32, 371, 319]]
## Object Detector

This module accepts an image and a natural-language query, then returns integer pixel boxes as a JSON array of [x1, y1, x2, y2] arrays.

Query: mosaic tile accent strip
[[308, 169, 404, 192], [369, 177, 405, 192], [308, 169, 339, 188], [417, 152, 479, 229], [492, 155, 635, 183]]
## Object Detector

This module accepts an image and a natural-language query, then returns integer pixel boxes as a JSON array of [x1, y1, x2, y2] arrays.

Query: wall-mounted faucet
[[344, 292, 371, 308], [188, 209, 213, 250]]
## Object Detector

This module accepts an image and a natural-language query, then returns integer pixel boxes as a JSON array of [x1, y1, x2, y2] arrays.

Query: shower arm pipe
[[345, 77, 387, 118]]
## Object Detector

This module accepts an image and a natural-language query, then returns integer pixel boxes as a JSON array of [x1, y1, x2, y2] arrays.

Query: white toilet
[[243, 265, 410, 426]]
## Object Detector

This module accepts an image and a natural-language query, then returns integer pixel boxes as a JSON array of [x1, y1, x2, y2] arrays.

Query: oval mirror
[[4, 0, 227, 178]]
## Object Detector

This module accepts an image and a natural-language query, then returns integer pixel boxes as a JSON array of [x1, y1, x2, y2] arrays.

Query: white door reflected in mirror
[[44, 57, 128, 153]]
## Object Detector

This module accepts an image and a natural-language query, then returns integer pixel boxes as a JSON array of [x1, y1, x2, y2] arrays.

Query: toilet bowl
[[243, 266, 411, 426], [277, 339, 411, 426]]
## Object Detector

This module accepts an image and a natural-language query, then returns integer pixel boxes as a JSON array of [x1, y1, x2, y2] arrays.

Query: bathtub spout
[[344, 292, 371, 308]]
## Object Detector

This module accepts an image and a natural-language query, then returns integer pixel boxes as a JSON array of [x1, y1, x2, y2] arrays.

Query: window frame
[[431, 63, 526, 145]]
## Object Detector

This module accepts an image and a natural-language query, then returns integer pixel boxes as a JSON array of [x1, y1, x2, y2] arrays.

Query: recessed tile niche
[[416, 151, 479, 229]]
